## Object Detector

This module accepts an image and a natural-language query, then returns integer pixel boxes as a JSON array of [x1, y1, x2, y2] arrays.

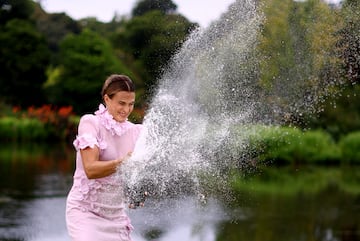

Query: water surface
[[0, 144, 359, 241]]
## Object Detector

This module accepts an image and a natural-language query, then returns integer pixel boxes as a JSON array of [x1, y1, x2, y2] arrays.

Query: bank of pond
[[0, 144, 359, 197], [0, 118, 359, 166], [230, 165, 360, 196]]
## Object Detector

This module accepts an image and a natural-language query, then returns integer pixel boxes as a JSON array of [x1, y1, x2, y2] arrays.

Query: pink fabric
[[66, 104, 142, 241]]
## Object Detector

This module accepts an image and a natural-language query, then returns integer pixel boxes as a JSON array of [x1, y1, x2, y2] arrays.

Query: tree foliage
[[33, 5, 82, 53], [0, 0, 358, 134], [0, 19, 49, 107], [259, 0, 295, 88], [116, 10, 195, 97], [337, 0, 360, 85], [0, 0, 34, 24], [45, 29, 131, 114], [258, 0, 342, 125], [132, 0, 177, 17], [311, 0, 360, 138]]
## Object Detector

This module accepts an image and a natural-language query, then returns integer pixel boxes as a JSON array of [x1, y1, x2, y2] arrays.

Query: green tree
[[337, 0, 360, 85], [32, 4, 82, 53], [46, 29, 132, 114], [258, 0, 340, 126], [0, 19, 49, 107], [304, 0, 340, 77], [78, 17, 117, 40], [115, 10, 195, 97], [311, 0, 360, 138], [132, 0, 177, 17], [0, 0, 34, 24], [258, 0, 296, 89]]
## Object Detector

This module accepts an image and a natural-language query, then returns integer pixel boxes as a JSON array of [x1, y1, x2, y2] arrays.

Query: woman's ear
[[103, 94, 110, 105]]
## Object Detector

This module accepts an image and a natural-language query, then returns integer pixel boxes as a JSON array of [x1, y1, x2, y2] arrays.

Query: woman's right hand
[[113, 152, 132, 170]]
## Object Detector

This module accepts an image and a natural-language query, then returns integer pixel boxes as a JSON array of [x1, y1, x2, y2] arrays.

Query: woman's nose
[[123, 105, 131, 113]]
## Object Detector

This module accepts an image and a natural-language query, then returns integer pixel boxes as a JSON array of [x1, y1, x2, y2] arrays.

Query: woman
[[66, 74, 142, 241]]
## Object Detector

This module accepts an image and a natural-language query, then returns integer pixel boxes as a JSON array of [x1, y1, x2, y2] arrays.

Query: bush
[[0, 104, 78, 142], [297, 130, 340, 164], [0, 117, 48, 141], [263, 127, 304, 165], [247, 126, 340, 165], [0, 117, 16, 140], [339, 131, 360, 164]]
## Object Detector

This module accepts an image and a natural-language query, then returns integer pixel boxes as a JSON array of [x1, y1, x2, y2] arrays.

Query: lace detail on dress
[[75, 176, 125, 216], [77, 178, 102, 212], [95, 104, 133, 137]]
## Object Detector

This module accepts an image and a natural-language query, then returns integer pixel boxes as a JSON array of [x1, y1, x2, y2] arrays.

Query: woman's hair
[[101, 74, 135, 99]]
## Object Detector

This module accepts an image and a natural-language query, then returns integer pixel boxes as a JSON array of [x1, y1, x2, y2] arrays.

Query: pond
[[0, 143, 359, 241]]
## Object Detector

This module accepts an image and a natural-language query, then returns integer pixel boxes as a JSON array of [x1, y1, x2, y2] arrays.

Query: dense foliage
[[0, 18, 49, 106], [0, 0, 196, 115], [0, 0, 358, 137], [131, 0, 177, 16], [45, 29, 132, 114]]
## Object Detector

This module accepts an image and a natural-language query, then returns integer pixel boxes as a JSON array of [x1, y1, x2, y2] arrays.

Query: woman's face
[[104, 91, 135, 122]]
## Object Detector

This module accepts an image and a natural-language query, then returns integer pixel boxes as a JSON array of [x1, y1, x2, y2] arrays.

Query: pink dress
[[66, 104, 142, 241]]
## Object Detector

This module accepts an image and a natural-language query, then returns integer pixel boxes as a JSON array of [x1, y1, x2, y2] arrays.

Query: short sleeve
[[73, 114, 100, 151]]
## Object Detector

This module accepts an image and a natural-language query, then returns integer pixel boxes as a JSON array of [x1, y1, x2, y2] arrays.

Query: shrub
[[0, 117, 47, 141], [297, 130, 340, 164], [339, 131, 360, 164], [0, 117, 16, 140], [261, 127, 304, 165], [247, 126, 340, 165], [0, 104, 77, 142]]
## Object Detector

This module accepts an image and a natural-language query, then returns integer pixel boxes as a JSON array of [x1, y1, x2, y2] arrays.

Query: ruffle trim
[[73, 133, 107, 151], [95, 104, 133, 137]]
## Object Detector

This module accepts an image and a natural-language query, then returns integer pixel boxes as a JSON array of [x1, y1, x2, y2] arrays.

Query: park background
[[0, 0, 360, 240]]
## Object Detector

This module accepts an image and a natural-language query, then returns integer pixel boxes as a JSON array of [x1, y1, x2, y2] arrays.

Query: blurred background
[[0, 0, 359, 240]]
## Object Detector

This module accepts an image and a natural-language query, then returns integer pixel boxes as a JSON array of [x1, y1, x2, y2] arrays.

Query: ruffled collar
[[95, 104, 132, 136]]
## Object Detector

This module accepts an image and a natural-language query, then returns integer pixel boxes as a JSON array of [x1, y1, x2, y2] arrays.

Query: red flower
[[58, 106, 73, 118]]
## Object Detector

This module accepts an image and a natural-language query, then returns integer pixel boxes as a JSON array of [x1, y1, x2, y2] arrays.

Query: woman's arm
[[80, 146, 122, 179]]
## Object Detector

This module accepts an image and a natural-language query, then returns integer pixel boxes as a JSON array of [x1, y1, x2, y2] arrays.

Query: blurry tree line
[[258, 0, 360, 139], [0, 0, 196, 115], [0, 0, 359, 138]]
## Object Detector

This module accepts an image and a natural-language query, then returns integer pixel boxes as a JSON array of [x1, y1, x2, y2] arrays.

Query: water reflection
[[0, 194, 228, 241], [0, 189, 70, 241], [130, 197, 228, 241], [217, 185, 360, 241], [0, 143, 73, 241], [0, 144, 360, 241]]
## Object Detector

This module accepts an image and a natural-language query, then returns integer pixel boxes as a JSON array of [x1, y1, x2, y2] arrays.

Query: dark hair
[[101, 74, 135, 99]]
